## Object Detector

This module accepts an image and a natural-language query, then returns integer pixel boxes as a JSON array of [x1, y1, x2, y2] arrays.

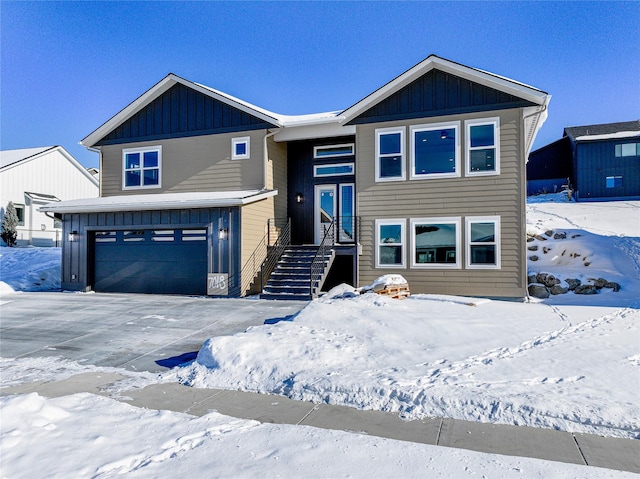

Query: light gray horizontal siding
[[356, 108, 526, 298], [100, 130, 268, 196]]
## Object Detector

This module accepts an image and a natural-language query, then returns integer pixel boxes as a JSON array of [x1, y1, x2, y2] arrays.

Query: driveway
[[0, 293, 307, 372]]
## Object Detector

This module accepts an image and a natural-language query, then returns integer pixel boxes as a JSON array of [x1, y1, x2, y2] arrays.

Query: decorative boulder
[[550, 285, 569, 295], [574, 284, 598, 295], [604, 281, 621, 292], [564, 278, 581, 291], [527, 274, 538, 285], [528, 283, 549, 299]]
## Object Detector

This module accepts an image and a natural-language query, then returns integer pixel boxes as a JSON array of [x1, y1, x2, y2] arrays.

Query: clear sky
[[2, 1, 639, 169]]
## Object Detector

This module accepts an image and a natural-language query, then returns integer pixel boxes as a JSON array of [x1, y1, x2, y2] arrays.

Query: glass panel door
[[315, 185, 336, 244]]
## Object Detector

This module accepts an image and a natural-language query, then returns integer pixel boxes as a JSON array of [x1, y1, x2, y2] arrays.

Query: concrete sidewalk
[[2, 371, 639, 474]]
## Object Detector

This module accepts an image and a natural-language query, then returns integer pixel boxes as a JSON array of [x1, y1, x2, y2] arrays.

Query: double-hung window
[[466, 118, 500, 176], [466, 216, 501, 269], [376, 219, 405, 268], [410, 217, 461, 268], [232, 137, 250, 160], [375, 127, 405, 181], [123, 146, 161, 189], [410, 122, 460, 179]]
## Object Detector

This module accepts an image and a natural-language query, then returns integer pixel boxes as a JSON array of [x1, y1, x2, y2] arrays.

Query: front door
[[314, 185, 336, 244]]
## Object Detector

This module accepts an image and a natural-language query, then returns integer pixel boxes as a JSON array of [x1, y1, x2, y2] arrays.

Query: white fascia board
[[340, 55, 549, 123], [274, 121, 356, 142], [81, 74, 284, 148], [39, 189, 277, 214], [523, 95, 552, 158]]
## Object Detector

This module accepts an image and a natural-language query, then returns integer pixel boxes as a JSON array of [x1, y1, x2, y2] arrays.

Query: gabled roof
[[564, 120, 640, 142], [0, 146, 55, 169], [81, 73, 345, 148], [0, 145, 99, 186], [339, 55, 550, 123]]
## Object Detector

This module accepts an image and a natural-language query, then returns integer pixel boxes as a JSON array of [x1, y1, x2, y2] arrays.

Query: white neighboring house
[[0, 146, 99, 246]]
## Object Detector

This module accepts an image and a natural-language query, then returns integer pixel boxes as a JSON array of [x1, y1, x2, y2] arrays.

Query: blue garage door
[[93, 229, 208, 295]]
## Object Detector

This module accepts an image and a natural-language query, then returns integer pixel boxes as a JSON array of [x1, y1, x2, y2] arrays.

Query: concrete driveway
[[0, 292, 307, 372]]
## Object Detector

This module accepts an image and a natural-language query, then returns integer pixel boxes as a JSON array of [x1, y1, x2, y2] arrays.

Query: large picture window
[[466, 118, 500, 176], [123, 146, 161, 189], [410, 122, 460, 179], [410, 217, 461, 268], [466, 216, 501, 269], [375, 219, 405, 268], [375, 127, 405, 181]]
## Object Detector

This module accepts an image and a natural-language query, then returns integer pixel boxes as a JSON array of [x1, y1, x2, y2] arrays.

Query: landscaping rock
[[550, 285, 569, 295], [544, 230, 553, 237], [575, 284, 598, 295], [564, 278, 581, 291], [529, 255, 539, 261], [528, 245, 538, 251], [591, 277, 608, 289], [527, 274, 537, 285], [528, 283, 549, 298], [553, 232, 567, 240], [534, 235, 547, 242], [604, 281, 621, 292]]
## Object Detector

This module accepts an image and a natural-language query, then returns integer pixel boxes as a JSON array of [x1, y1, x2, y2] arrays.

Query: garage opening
[[92, 229, 208, 295]]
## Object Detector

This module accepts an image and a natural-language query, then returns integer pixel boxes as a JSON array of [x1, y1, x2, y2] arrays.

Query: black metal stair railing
[[259, 218, 291, 292], [310, 220, 335, 298], [230, 218, 290, 297]]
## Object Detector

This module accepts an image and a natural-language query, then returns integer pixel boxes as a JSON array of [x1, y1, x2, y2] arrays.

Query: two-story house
[[42, 55, 550, 299]]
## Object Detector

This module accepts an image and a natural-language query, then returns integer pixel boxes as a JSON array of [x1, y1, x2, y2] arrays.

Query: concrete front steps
[[261, 246, 334, 301]]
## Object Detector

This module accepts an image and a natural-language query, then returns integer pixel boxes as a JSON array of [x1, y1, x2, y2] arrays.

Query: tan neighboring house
[[41, 55, 549, 299], [1, 146, 99, 246]]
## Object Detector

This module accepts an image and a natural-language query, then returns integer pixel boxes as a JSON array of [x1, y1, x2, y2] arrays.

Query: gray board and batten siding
[[355, 108, 528, 299], [95, 82, 277, 146], [572, 139, 640, 201], [346, 68, 537, 126], [61, 207, 240, 295]]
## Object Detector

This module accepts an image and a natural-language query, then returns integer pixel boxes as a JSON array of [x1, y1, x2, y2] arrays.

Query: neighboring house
[[528, 120, 640, 200], [41, 55, 550, 299], [0, 146, 99, 246]]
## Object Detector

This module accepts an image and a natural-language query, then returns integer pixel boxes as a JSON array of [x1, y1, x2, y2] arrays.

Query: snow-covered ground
[[1, 195, 639, 477]]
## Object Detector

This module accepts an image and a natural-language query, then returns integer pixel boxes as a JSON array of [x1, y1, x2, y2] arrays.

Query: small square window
[[605, 176, 623, 188], [232, 137, 250, 160], [122, 146, 161, 189]]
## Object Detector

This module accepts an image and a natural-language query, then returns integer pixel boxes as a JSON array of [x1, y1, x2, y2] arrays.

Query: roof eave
[[39, 190, 277, 214]]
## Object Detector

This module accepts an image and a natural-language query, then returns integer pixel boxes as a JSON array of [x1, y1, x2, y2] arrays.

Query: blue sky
[[2, 1, 639, 169]]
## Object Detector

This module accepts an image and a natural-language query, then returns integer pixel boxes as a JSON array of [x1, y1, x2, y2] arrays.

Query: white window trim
[[410, 217, 461, 269], [465, 117, 500, 177], [122, 145, 162, 190], [466, 216, 501, 269], [313, 162, 355, 177], [232, 136, 250, 160], [313, 143, 355, 159], [375, 127, 406, 182], [375, 218, 406, 268], [409, 121, 461, 180]]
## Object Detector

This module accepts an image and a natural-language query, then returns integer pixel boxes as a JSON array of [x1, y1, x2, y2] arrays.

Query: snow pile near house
[[0, 246, 61, 294], [3, 392, 630, 479], [173, 295, 640, 439], [169, 197, 640, 439]]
